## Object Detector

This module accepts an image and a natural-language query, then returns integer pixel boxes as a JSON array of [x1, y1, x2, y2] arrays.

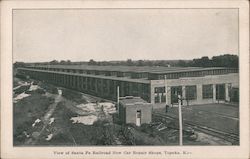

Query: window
[[154, 87, 165, 93], [155, 94, 160, 103], [202, 84, 213, 99], [186, 85, 197, 100], [136, 110, 141, 118], [154, 87, 166, 103]]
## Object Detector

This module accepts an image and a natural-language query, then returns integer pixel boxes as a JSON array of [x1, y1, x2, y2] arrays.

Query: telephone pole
[[164, 75, 167, 105], [178, 94, 183, 146], [117, 86, 120, 116]]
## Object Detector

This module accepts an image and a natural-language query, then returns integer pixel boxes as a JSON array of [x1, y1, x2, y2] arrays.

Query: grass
[[13, 93, 54, 145], [38, 82, 58, 94], [61, 88, 87, 104], [42, 101, 121, 145]]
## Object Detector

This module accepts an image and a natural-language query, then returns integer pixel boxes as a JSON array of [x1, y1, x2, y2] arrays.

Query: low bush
[[61, 88, 87, 103], [39, 83, 58, 94], [14, 85, 30, 95]]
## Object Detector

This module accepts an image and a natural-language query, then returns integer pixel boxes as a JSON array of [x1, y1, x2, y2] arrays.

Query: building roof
[[19, 68, 150, 83], [119, 97, 150, 106], [26, 64, 235, 74]]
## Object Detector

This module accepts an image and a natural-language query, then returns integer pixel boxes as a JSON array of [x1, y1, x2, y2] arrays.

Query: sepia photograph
[[1, 0, 249, 159], [13, 8, 239, 146]]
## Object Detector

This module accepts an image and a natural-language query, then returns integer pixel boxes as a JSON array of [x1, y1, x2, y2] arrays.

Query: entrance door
[[171, 86, 182, 104], [136, 110, 141, 126], [231, 88, 239, 102], [216, 84, 225, 100]]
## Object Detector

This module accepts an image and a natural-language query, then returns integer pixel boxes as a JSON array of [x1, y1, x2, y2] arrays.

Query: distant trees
[[191, 56, 212, 67], [178, 60, 188, 67], [46, 60, 72, 65], [126, 59, 133, 66], [85, 54, 238, 68], [190, 54, 238, 68], [49, 60, 59, 65], [88, 59, 97, 65], [14, 54, 239, 68], [13, 62, 26, 68], [59, 60, 71, 65], [211, 54, 238, 68]]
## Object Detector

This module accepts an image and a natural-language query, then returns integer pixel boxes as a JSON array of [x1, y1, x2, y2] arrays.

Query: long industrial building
[[17, 65, 239, 108]]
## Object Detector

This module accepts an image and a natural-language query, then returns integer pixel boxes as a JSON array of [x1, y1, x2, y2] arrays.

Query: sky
[[13, 9, 238, 62]]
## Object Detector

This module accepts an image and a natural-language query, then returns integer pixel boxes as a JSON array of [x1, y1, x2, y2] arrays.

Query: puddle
[[71, 115, 98, 125], [58, 89, 62, 95], [28, 84, 39, 91], [23, 131, 30, 138], [32, 119, 41, 127], [14, 92, 31, 103], [46, 134, 53, 141], [13, 82, 30, 90], [49, 118, 55, 125]]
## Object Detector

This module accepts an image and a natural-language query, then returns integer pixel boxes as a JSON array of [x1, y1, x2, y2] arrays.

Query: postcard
[[1, 0, 249, 159]]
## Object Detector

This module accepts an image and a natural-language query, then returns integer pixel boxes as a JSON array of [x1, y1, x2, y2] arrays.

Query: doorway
[[216, 84, 225, 100], [171, 86, 182, 104], [136, 110, 141, 126]]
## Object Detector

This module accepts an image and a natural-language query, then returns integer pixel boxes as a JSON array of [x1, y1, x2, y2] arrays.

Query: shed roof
[[119, 97, 150, 106]]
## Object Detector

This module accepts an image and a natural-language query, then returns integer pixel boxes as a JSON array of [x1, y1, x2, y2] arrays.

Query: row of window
[[154, 84, 215, 103], [25, 67, 148, 79], [23, 67, 238, 80], [152, 69, 238, 80], [21, 69, 151, 101]]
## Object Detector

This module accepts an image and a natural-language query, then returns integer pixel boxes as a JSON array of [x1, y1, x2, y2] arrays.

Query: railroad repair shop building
[[17, 65, 239, 108]]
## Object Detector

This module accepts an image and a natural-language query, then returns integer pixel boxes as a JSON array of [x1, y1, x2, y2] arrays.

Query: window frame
[[185, 85, 197, 100]]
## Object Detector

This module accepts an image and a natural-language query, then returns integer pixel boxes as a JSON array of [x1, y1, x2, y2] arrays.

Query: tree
[[66, 60, 72, 65], [178, 60, 187, 67], [60, 60, 67, 65], [126, 59, 133, 66], [192, 56, 211, 67], [13, 62, 26, 68], [88, 59, 97, 65], [137, 60, 144, 66], [211, 54, 238, 68], [49, 60, 59, 65]]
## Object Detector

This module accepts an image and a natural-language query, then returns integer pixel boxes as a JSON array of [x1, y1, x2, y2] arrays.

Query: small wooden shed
[[118, 96, 152, 126]]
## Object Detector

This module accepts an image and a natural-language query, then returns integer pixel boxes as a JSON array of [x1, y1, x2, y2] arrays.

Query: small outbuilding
[[118, 96, 152, 126]]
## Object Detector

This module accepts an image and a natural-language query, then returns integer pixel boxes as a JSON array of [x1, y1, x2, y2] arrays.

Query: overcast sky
[[13, 9, 238, 62]]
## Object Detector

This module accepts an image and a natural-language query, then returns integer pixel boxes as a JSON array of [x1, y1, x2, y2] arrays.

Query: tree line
[[14, 54, 238, 68]]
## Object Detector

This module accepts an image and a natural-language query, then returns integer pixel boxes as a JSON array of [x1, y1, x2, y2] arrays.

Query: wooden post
[[178, 94, 183, 146], [117, 86, 120, 116], [164, 75, 167, 105]]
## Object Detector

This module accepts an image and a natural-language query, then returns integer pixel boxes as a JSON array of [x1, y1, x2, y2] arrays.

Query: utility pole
[[164, 75, 167, 105], [178, 94, 183, 146], [117, 86, 120, 116]]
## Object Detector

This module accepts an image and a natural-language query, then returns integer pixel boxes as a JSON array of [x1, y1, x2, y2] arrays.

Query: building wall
[[17, 68, 151, 102], [150, 73, 239, 108], [121, 104, 152, 125], [17, 68, 238, 108]]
